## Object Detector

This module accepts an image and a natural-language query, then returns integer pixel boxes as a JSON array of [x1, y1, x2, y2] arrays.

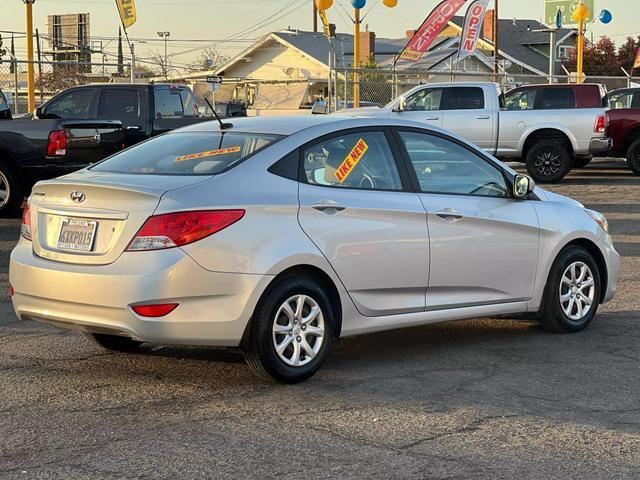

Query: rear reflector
[[594, 114, 606, 134], [131, 303, 179, 318], [9, 286, 14, 297], [127, 210, 245, 251], [47, 130, 67, 157], [20, 205, 31, 241]]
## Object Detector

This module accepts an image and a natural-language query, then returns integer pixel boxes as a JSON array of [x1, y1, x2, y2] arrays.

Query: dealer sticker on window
[[334, 138, 368, 183], [175, 146, 241, 163]]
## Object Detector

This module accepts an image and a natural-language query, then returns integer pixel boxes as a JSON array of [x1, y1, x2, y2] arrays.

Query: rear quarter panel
[[606, 109, 640, 154]]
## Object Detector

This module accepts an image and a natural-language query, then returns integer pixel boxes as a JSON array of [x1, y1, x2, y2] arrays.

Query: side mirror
[[513, 174, 535, 199], [35, 107, 43, 119], [392, 96, 406, 113]]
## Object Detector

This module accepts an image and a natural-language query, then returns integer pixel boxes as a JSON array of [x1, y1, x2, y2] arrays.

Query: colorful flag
[[398, 0, 467, 63], [457, 0, 489, 61], [634, 46, 640, 72], [116, 0, 137, 30], [318, 9, 332, 39]]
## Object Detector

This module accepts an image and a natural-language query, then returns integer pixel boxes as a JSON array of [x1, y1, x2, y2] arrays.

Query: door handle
[[126, 125, 143, 131], [435, 210, 463, 221], [476, 115, 490, 120], [312, 203, 346, 213], [426, 116, 440, 121]]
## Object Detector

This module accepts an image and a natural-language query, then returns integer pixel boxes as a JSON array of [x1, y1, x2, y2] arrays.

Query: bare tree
[[188, 47, 230, 72]]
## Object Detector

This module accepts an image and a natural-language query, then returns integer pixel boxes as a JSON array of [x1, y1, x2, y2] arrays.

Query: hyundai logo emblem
[[70, 191, 86, 203]]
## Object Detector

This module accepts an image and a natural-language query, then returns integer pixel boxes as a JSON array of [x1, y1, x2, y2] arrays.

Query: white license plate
[[57, 219, 98, 252]]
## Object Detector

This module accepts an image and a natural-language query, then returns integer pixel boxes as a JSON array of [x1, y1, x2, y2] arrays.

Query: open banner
[[457, 0, 490, 61]]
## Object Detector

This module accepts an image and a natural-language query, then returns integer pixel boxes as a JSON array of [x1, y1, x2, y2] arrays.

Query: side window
[[303, 131, 402, 191], [505, 89, 536, 111], [98, 89, 140, 118], [43, 89, 93, 119], [269, 150, 299, 181], [446, 87, 485, 110], [398, 131, 508, 198], [608, 91, 634, 109], [540, 88, 576, 109], [179, 89, 199, 117], [404, 88, 443, 111], [154, 88, 184, 118]]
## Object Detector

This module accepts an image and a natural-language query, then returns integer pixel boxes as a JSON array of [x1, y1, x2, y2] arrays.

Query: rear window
[[90, 132, 281, 176], [540, 88, 576, 109]]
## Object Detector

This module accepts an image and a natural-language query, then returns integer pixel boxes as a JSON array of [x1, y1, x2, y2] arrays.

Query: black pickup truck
[[0, 83, 220, 215]]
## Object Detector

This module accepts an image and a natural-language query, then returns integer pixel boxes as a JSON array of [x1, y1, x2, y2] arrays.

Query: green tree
[[563, 36, 622, 76]]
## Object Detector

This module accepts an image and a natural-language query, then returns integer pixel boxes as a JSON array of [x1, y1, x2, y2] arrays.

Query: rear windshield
[[91, 132, 281, 175]]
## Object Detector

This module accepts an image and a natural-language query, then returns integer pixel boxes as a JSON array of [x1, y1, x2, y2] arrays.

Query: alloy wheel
[[272, 295, 325, 367], [559, 261, 596, 321], [534, 148, 562, 177], [0, 171, 11, 209]]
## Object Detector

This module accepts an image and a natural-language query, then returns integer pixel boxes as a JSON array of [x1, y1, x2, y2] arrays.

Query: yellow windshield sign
[[175, 146, 241, 163], [334, 139, 368, 183]]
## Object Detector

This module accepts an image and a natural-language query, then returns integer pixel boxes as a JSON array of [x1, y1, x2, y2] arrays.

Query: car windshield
[[91, 131, 282, 175]]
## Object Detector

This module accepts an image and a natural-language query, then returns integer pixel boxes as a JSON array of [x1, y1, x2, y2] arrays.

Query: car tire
[[244, 277, 335, 383], [626, 139, 640, 176], [0, 162, 24, 218], [573, 157, 592, 168], [525, 141, 572, 183], [539, 246, 601, 334], [83, 332, 143, 352]]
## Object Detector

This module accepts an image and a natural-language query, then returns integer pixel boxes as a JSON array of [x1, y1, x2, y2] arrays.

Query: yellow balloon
[[383, 0, 398, 7], [572, 3, 589, 22], [315, 0, 333, 10]]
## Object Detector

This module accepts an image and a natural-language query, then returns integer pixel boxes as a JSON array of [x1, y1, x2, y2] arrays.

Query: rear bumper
[[588, 137, 612, 155], [10, 240, 273, 346]]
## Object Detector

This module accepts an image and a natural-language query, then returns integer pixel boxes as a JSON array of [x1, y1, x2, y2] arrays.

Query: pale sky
[[2, 0, 639, 70]]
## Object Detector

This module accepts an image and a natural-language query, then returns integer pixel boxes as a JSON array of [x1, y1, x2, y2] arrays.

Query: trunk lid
[[29, 170, 210, 265]]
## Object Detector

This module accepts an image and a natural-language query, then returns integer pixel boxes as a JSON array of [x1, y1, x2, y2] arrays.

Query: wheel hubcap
[[0, 171, 11, 208], [559, 261, 595, 321], [534, 148, 561, 177], [272, 295, 325, 367]]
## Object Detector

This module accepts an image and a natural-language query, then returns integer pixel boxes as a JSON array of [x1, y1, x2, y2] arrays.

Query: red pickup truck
[[605, 88, 640, 175]]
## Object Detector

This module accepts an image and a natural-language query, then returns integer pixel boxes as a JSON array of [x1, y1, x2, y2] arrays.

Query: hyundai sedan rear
[[10, 116, 620, 383]]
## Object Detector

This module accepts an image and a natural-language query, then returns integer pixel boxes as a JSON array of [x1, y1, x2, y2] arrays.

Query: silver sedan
[[10, 116, 620, 383]]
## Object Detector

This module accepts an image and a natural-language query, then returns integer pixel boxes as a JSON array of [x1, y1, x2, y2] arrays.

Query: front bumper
[[10, 240, 273, 346], [598, 236, 620, 304], [589, 137, 612, 155]]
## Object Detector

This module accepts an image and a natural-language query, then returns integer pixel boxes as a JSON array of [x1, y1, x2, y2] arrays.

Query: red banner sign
[[457, 0, 489, 61], [398, 0, 467, 63]]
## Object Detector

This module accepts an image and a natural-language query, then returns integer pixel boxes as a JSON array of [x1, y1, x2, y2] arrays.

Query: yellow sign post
[[24, 0, 36, 113], [572, 0, 589, 84]]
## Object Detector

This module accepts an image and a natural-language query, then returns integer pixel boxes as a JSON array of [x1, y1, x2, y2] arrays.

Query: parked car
[[0, 89, 11, 120], [214, 101, 248, 118], [605, 87, 640, 175], [10, 115, 619, 383], [337, 82, 610, 183], [0, 83, 215, 216]]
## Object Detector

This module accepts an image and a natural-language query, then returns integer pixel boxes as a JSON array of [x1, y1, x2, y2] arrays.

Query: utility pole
[[35, 28, 43, 102], [353, 7, 361, 108], [157, 31, 170, 78], [313, 2, 318, 32], [24, 0, 36, 113], [492, 0, 499, 81]]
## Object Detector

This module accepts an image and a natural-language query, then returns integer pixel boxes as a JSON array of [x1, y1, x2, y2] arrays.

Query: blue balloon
[[599, 9, 613, 24], [351, 0, 366, 9]]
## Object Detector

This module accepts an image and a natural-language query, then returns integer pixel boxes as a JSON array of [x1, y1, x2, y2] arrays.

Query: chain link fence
[[0, 59, 132, 115]]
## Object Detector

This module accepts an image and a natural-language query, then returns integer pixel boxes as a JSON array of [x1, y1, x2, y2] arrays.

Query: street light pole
[[157, 31, 170, 78], [23, 0, 36, 113], [353, 7, 360, 108]]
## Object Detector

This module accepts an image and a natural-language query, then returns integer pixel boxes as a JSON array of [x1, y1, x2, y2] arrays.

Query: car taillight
[[132, 303, 179, 318], [594, 114, 606, 134], [20, 204, 31, 241], [47, 129, 67, 157], [127, 210, 245, 252]]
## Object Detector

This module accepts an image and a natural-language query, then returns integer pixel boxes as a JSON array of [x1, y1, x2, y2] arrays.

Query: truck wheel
[[573, 157, 592, 168], [525, 141, 572, 183], [0, 163, 24, 217], [626, 139, 640, 176]]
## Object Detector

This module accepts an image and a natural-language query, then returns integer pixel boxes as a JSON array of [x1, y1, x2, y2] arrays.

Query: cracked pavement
[[0, 159, 639, 479]]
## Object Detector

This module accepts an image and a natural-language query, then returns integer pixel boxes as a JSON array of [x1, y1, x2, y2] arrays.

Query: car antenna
[[204, 97, 233, 130]]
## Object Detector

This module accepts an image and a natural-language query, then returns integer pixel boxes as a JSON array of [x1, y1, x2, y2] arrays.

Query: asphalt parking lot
[[0, 158, 639, 479]]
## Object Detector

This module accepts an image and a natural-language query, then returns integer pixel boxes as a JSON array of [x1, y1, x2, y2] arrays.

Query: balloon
[[351, 0, 366, 9], [572, 3, 589, 22], [599, 9, 613, 24], [315, 0, 333, 10], [383, 0, 398, 7]]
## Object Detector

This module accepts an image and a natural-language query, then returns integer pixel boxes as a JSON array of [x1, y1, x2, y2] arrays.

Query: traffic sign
[[544, 0, 594, 27], [206, 76, 223, 84]]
